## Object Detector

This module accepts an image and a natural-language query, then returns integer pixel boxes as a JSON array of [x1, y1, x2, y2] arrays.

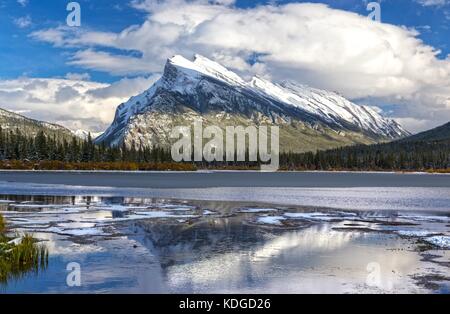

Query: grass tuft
[[0, 214, 48, 284], [0, 215, 5, 234]]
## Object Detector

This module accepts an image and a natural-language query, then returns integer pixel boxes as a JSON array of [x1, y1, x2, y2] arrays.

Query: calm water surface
[[0, 173, 449, 293]]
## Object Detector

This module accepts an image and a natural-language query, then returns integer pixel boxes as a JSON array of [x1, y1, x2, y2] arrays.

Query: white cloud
[[68, 49, 152, 76], [14, 15, 32, 28], [29, 26, 69, 46], [415, 0, 449, 6], [24, 1, 450, 132], [17, 0, 28, 7], [0, 75, 159, 132], [64, 72, 91, 81], [87, 76, 159, 99]]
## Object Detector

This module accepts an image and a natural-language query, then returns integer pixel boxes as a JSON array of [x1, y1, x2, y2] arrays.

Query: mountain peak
[[168, 54, 197, 70], [166, 54, 245, 86], [97, 53, 409, 149]]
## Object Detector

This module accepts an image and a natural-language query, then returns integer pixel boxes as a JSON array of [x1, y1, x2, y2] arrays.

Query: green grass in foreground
[[0, 214, 48, 284], [0, 215, 5, 234]]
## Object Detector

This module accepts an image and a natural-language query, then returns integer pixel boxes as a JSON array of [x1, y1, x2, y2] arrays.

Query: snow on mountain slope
[[96, 54, 409, 148], [169, 54, 246, 87], [72, 129, 104, 141], [251, 79, 407, 138]]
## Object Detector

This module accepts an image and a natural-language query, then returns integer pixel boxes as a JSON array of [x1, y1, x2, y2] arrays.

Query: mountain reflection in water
[[0, 195, 448, 293]]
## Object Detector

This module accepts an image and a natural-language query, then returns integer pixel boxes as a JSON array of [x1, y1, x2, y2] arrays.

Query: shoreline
[[1, 169, 450, 175]]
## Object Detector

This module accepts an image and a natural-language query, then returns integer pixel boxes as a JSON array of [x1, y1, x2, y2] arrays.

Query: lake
[[0, 171, 449, 293]]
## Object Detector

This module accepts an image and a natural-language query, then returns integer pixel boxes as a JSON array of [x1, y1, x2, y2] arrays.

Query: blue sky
[[0, 0, 450, 133], [0, 0, 148, 82], [1, 0, 449, 82]]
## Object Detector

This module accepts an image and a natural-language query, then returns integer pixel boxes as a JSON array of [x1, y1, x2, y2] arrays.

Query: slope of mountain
[[289, 121, 450, 170], [96, 54, 409, 153], [399, 122, 450, 143], [0, 107, 74, 141]]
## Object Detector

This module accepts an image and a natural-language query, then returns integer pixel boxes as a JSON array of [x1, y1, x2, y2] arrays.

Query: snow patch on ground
[[10, 203, 71, 209], [398, 215, 450, 223], [3, 200, 202, 238], [256, 216, 286, 226], [283, 212, 356, 221], [57, 222, 97, 229], [424, 236, 450, 249], [92, 204, 150, 212], [60, 228, 107, 236], [238, 208, 279, 213], [20, 226, 108, 237], [396, 230, 437, 237], [133, 211, 197, 219], [159, 204, 195, 211]]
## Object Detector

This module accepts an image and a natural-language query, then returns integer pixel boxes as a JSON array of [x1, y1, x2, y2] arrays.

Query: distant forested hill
[[0, 107, 74, 141], [398, 122, 450, 143], [280, 122, 450, 171]]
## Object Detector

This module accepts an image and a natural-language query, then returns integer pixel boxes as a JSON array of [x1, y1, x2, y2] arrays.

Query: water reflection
[[0, 194, 448, 293], [134, 219, 435, 293]]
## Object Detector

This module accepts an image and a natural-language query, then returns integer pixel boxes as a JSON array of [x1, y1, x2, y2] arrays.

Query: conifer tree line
[[1, 126, 449, 170], [280, 139, 450, 171], [0, 127, 172, 163]]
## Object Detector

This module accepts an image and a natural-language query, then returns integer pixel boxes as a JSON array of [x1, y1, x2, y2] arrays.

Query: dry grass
[[427, 168, 450, 174], [0, 215, 5, 234], [0, 160, 197, 171]]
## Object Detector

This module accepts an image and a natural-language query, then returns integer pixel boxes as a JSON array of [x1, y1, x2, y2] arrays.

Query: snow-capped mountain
[[96, 54, 409, 152], [72, 129, 103, 141]]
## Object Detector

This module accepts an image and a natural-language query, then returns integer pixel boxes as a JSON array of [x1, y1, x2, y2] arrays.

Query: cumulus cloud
[[64, 72, 91, 81], [23, 0, 450, 132], [87, 75, 159, 99], [54, 86, 81, 103], [0, 75, 159, 132], [14, 15, 32, 28], [68, 49, 152, 76]]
